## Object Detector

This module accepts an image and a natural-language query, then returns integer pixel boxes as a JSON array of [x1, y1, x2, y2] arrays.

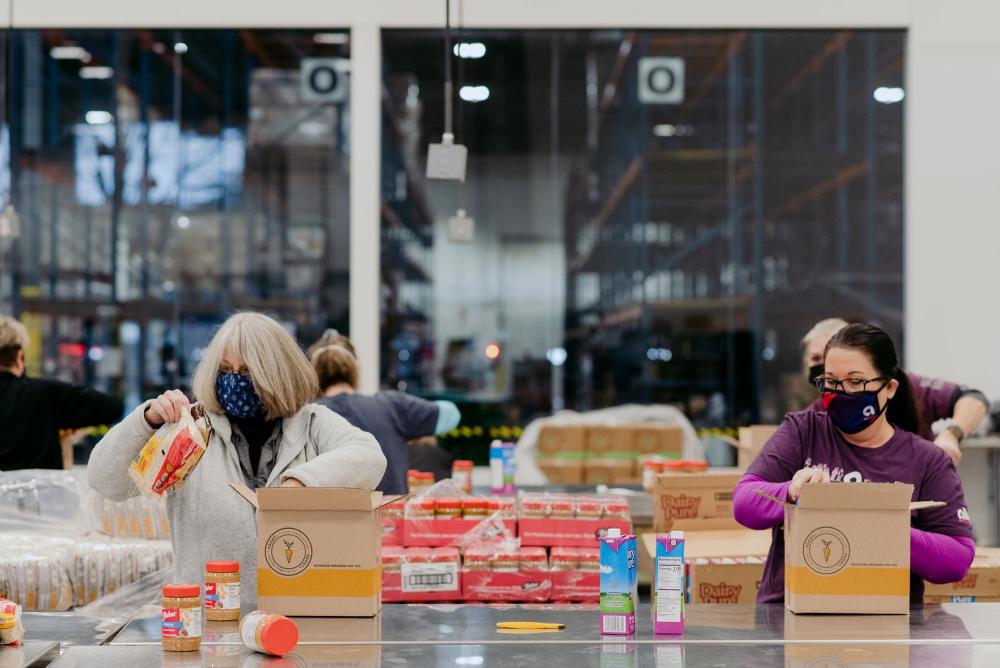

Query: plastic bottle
[[489, 441, 505, 493], [240, 611, 299, 656]]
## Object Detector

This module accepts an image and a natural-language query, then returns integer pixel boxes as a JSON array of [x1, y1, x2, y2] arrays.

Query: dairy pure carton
[[653, 531, 685, 634], [755, 482, 944, 614], [600, 528, 638, 635], [230, 483, 402, 617]]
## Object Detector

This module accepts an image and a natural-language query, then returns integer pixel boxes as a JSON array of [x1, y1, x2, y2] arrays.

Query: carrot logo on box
[[660, 494, 700, 520], [699, 582, 742, 603], [265, 528, 312, 577], [803, 527, 849, 575]]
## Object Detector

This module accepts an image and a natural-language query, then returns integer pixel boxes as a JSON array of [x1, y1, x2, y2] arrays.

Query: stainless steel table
[[46, 640, 1000, 667], [20, 612, 121, 646], [0, 641, 58, 668]]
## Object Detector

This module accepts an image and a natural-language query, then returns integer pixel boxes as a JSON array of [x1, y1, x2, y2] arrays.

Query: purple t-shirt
[[746, 409, 973, 603], [808, 371, 958, 440]]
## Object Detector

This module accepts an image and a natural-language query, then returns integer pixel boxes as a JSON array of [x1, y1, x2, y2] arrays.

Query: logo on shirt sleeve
[[957, 507, 971, 524]]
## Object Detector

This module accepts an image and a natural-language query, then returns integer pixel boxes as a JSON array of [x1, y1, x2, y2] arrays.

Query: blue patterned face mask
[[216, 371, 265, 419]]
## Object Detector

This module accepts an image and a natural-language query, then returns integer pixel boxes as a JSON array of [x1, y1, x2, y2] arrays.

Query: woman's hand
[[144, 390, 191, 428], [281, 477, 305, 488], [787, 466, 831, 502]]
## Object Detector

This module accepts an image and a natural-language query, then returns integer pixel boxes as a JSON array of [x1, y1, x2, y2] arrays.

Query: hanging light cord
[[443, 0, 453, 139]]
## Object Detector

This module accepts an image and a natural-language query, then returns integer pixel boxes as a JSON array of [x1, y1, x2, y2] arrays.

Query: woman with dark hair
[[733, 323, 975, 604]]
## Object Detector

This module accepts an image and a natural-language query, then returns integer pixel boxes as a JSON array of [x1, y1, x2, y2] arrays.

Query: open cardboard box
[[755, 482, 943, 615], [924, 546, 1000, 603], [231, 482, 403, 617]]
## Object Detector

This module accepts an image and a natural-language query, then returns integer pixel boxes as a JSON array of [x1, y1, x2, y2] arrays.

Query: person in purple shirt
[[802, 317, 988, 465], [734, 323, 975, 604]]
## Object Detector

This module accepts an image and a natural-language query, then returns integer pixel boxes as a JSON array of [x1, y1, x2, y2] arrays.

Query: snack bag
[[129, 404, 212, 496], [0, 598, 24, 646]]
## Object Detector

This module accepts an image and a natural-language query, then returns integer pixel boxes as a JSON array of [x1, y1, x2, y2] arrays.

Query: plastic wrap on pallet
[[517, 491, 632, 547], [401, 478, 517, 547]]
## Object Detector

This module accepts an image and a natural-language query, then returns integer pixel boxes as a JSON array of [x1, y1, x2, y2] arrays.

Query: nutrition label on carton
[[401, 563, 459, 593], [656, 556, 683, 623]]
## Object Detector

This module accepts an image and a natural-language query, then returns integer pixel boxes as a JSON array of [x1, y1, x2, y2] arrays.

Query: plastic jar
[[520, 497, 547, 518], [435, 497, 463, 518], [0, 613, 18, 645], [496, 497, 517, 518], [462, 497, 489, 518], [382, 546, 404, 573], [161, 584, 202, 652], [549, 547, 578, 571], [405, 547, 432, 564], [431, 547, 460, 564], [240, 611, 299, 657], [576, 500, 603, 520], [407, 469, 421, 491], [452, 460, 474, 494], [550, 499, 576, 518], [463, 546, 492, 571], [408, 498, 435, 518], [491, 552, 519, 573], [642, 460, 664, 490], [204, 561, 241, 622], [603, 499, 631, 520], [577, 548, 601, 572], [517, 547, 548, 571], [685, 460, 708, 473], [419, 472, 436, 489]]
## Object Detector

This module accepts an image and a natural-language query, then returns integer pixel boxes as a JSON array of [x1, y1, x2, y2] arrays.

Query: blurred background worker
[[802, 317, 988, 464], [0, 316, 123, 470], [309, 331, 461, 494]]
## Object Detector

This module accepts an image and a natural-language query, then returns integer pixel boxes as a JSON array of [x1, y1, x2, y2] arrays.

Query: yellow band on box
[[258, 567, 381, 598], [786, 566, 909, 597]]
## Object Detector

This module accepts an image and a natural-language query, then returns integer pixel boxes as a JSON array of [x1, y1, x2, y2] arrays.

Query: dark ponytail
[[826, 324, 927, 436]]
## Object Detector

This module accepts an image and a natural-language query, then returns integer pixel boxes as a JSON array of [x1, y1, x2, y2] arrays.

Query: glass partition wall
[[381, 30, 905, 451]]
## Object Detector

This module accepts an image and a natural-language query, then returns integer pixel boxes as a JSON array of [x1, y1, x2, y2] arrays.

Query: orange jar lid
[[436, 498, 463, 510], [205, 560, 240, 574], [463, 497, 488, 509], [664, 460, 687, 471], [260, 615, 299, 656], [163, 584, 200, 598], [686, 460, 708, 472], [453, 460, 473, 469]]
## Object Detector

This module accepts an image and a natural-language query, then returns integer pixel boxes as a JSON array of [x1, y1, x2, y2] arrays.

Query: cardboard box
[[403, 517, 518, 547], [924, 547, 1000, 602], [537, 425, 588, 456], [783, 610, 910, 666], [587, 426, 637, 456], [550, 570, 600, 602], [230, 483, 398, 617], [635, 426, 683, 457], [736, 425, 777, 470], [461, 569, 552, 602], [382, 550, 462, 603], [689, 557, 765, 604], [538, 458, 585, 485], [519, 517, 632, 547], [381, 518, 404, 546], [585, 459, 637, 485], [757, 482, 943, 615], [653, 471, 742, 532]]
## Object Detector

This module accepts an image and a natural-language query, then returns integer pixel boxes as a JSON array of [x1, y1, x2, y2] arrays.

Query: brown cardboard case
[[231, 482, 402, 617], [653, 471, 742, 532], [537, 458, 585, 485], [584, 459, 637, 485], [586, 426, 636, 456], [537, 425, 588, 456], [634, 426, 683, 456], [756, 482, 944, 615], [736, 425, 777, 470]]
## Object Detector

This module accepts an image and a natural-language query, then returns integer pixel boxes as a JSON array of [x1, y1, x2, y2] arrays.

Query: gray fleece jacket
[[87, 401, 386, 607]]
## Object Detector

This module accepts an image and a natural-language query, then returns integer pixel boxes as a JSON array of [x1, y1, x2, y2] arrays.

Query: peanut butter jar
[[204, 561, 241, 621], [161, 584, 202, 652]]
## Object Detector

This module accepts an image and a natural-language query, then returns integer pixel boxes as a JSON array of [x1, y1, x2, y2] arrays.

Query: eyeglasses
[[813, 375, 890, 395]]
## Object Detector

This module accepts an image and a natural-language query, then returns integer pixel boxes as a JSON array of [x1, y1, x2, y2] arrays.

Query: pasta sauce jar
[[204, 561, 241, 621], [161, 584, 202, 652]]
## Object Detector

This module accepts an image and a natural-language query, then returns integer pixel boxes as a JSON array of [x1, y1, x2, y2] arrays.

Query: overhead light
[[176, 215, 191, 229], [314, 33, 349, 45], [50, 46, 91, 62], [87, 346, 105, 362], [162, 281, 176, 292], [79, 66, 113, 80], [459, 85, 490, 103], [152, 42, 167, 54], [873, 86, 904, 104], [173, 42, 188, 55], [546, 347, 568, 367], [653, 124, 677, 137], [452, 42, 486, 59], [298, 120, 332, 137], [85, 110, 113, 125], [484, 343, 502, 361]]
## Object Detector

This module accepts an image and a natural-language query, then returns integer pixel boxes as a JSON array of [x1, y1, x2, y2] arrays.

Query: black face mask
[[807, 363, 824, 385]]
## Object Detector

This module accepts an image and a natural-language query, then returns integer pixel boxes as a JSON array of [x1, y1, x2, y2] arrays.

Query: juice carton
[[654, 531, 685, 634], [600, 528, 638, 635]]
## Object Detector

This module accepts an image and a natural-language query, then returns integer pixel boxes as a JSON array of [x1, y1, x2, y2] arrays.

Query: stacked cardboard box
[[735, 425, 777, 470], [653, 470, 743, 533], [537, 424, 683, 486], [924, 547, 1000, 603]]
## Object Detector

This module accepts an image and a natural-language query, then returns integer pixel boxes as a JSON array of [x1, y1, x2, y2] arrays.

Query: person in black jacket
[[0, 316, 124, 470]]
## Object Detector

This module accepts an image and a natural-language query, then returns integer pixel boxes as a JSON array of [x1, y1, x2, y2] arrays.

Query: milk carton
[[654, 531, 685, 634], [600, 528, 638, 635]]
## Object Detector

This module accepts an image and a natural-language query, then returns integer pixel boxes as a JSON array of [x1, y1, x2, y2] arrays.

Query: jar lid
[[163, 584, 200, 598], [664, 460, 687, 470], [686, 460, 708, 471], [436, 497, 462, 508], [453, 460, 473, 468], [462, 497, 488, 507], [260, 615, 299, 656], [206, 560, 240, 573]]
